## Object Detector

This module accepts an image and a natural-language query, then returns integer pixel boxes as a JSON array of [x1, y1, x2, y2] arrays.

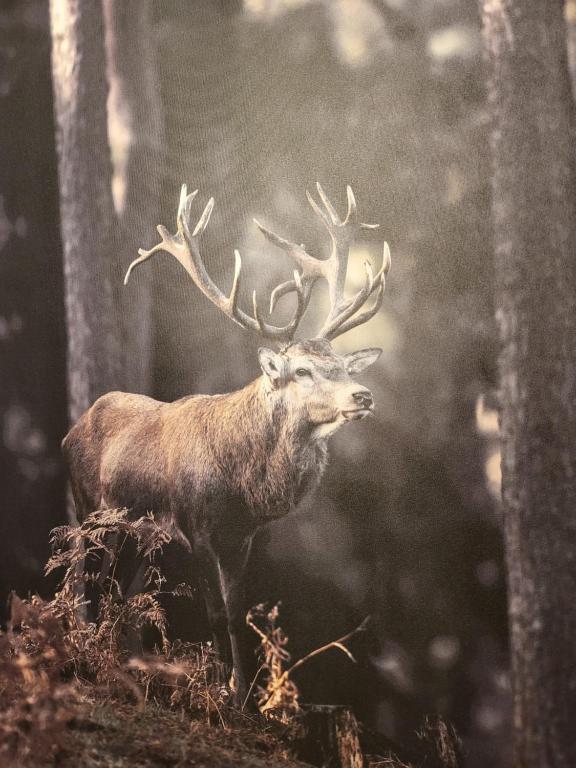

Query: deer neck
[[211, 377, 328, 521]]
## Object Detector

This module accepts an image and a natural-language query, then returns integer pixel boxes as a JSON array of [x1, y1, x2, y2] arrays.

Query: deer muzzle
[[342, 389, 374, 421]]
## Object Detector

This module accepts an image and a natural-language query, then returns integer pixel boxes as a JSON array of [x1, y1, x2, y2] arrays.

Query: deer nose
[[353, 390, 373, 409]]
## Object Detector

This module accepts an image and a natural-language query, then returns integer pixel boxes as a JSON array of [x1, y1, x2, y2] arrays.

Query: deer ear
[[344, 348, 382, 375], [258, 348, 283, 383]]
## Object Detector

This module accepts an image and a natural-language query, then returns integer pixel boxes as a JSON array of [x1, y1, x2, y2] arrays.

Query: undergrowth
[[0, 509, 460, 768], [0, 510, 235, 766]]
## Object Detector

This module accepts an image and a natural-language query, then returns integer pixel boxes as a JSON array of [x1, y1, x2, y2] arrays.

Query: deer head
[[257, 339, 382, 438], [124, 182, 391, 432]]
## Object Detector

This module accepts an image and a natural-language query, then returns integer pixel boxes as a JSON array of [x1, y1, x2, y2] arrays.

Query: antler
[[124, 185, 309, 342], [254, 183, 391, 341]]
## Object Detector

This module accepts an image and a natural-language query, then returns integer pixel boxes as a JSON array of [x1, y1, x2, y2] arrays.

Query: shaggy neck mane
[[185, 378, 326, 519]]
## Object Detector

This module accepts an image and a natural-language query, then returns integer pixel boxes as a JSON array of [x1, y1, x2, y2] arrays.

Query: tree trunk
[[480, 2, 576, 766], [103, 0, 163, 395], [49, 0, 122, 426], [0, 1, 67, 609]]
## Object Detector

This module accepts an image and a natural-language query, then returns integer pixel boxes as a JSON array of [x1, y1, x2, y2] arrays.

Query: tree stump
[[292, 704, 365, 768]]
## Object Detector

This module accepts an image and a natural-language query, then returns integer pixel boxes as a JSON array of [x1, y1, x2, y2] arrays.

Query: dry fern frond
[[246, 604, 299, 721], [0, 595, 81, 765], [247, 604, 370, 723], [0, 510, 222, 763]]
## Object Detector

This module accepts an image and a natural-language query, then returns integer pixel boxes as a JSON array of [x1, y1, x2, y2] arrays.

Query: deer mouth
[[342, 408, 373, 422]]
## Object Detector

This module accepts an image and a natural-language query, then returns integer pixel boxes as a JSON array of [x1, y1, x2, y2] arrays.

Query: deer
[[61, 181, 391, 705]]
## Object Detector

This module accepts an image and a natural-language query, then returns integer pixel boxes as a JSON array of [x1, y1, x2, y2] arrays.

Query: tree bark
[[480, 2, 576, 766], [103, 0, 163, 395], [49, 0, 122, 426], [293, 704, 365, 768], [0, 1, 67, 608]]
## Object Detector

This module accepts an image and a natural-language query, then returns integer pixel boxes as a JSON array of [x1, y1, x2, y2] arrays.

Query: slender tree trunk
[[103, 0, 163, 394], [49, 0, 122, 425], [480, 2, 576, 766]]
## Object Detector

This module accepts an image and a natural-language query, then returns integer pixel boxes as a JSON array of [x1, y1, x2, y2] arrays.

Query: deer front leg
[[216, 534, 254, 708], [194, 539, 230, 666]]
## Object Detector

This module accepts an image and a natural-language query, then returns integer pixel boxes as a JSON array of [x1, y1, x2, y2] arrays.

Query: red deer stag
[[62, 182, 391, 704]]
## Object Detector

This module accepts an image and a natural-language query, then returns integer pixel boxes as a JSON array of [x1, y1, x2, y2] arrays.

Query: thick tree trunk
[[0, 1, 67, 609], [480, 2, 576, 766], [49, 0, 122, 426]]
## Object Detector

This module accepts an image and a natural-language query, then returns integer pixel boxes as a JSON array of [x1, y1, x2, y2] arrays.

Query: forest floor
[[0, 512, 460, 768], [0, 594, 399, 768], [0, 590, 313, 768], [57, 695, 306, 768]]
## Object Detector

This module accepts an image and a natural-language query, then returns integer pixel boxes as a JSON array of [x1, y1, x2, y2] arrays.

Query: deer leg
[[84, 498, 119, 621], [195, 541, 230, 666], [124, 556, 149, 599], [121, 556, 150, 655], [216, 534, 254, 707], [94, 530, 120, 607]]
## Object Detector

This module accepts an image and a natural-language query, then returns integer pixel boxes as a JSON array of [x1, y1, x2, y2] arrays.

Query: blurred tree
[[481, 2, 576, 766], [0, 1, 67, 611], [103, 0, 163, 395], [49, 0, 122, 428], [151, 0, 255, 400]]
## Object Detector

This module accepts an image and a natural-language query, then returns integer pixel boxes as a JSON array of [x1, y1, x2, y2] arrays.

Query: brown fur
[[62, 378, 327, 537]]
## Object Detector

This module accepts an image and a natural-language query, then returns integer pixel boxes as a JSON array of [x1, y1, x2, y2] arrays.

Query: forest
[[1, 1, 576, 767]]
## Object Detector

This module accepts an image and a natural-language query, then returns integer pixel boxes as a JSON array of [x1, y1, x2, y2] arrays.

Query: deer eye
[[295, 367, 312, 378]]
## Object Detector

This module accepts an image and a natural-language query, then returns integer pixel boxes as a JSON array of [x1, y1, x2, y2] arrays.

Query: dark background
[[0, 1, 509, 765]]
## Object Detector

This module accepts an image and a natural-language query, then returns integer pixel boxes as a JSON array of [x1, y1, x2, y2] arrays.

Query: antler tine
[[125, 184, 309, 343], [177, 184, 198, 229], [191, 197, 214, 237], [123, 239, 160, 286], [270, 280, 297, 314], [253, 218, 320, 275], [306, 188, 333, 230], [343, 185, 356, 225], [229, 250, 242, 315], [315, 182, 341, 225]]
